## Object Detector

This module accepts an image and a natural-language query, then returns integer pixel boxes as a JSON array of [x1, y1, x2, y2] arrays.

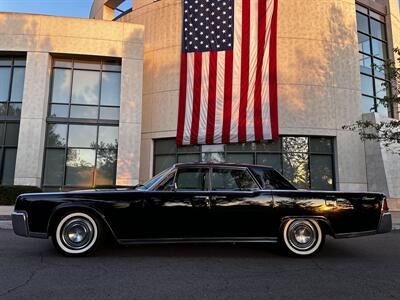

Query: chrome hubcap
[[61, 218, 94, 250], [288, 220, 317, 251]]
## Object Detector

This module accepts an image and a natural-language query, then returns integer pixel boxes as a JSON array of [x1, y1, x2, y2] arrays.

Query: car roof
[[173, 162, 274, 170]]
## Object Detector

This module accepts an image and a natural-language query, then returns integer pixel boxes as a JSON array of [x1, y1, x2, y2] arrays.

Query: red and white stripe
[[177, 0, 278, 146]]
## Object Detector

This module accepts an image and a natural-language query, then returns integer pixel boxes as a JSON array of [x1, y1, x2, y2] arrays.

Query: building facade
[[0, 0, 399, 208]]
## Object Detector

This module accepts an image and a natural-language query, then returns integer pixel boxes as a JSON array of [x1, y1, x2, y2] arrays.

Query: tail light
[[382, 197, 389, 212]]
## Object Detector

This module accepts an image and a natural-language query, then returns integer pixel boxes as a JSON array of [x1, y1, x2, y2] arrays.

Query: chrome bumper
[[377, 212, 392, 234], [12, 211, 29, 237]]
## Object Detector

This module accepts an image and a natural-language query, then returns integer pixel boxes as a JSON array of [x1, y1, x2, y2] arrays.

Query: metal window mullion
[[93, 125, 100, 187]]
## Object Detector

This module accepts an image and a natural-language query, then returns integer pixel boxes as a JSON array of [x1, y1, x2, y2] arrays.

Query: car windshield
[[137, 168, 171, 190]]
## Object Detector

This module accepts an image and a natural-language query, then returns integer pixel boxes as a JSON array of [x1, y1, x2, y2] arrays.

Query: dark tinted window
[[175, 168, 209, 191], [211, 168, 258, 191], [262, 169, 296, 190]]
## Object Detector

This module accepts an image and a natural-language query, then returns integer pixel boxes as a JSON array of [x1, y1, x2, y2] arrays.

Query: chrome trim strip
[[334, 230, 377, 239], [118, 237, 278, 245]]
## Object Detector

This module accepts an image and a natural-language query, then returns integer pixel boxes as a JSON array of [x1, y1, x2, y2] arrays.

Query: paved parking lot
[[0, 228, 399, 300]]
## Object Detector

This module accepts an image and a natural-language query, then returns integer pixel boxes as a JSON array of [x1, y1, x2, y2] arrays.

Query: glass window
[[372, 39, 387, 59], [226, 153, 253, 164], [1, 148, 17, 185], [5, 123, 19, 146], [49, 104, 69, 118], [356, 12, 369, 33], [100, 107, 119, 120], [43, 122, 119, 187], [356, 5, 390, 117], [370, 19, 386, 40], [43, 149, 65, 186], [361, 74, 374, 96], [155, 139, 177, 155], [95, 149, 117, 186], [8, 103, 22, 117], [175, 168, 209, 191], [310, 137, 333, 153], [360, 53, 372, 74], [375, 79, 388, 99], [362, 95, 376, 113], [310, 155, 334, 190], [71, 70, 100, 105], [211, 168, 258, 191], [46, 124, 67, 147], [283, 152, 309, 189], [256, 153, 282, 173], [68, 125, 97, 148], [101, 72, 121, 106], [0, 68, 11, 101], [358, 33, 371, 54], [65, 149, 96, 186], [51, 69, 71, 103], [70, 105, 98, 119], [10, 68, 25, 102], [98, 126, 119, 149], [155, 155, 176, 175], [178, 154, 201, 163], [0, 57, 26, 185]]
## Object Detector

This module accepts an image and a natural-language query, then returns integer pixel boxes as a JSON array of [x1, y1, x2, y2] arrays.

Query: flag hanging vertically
[[176, 0, 278, 146]]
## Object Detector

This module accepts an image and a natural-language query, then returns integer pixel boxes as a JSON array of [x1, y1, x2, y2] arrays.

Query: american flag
[[177, 0, 278, 146]]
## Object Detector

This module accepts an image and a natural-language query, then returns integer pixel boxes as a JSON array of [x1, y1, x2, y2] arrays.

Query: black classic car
[[12, 163, 392, 256]]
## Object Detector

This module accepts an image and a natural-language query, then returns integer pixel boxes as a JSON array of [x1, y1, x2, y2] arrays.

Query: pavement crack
[[0, 252, 45, 297]]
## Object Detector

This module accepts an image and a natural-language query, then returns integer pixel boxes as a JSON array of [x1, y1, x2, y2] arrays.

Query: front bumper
[[12, 211, 29, 237], [377, 212, 392, 234]]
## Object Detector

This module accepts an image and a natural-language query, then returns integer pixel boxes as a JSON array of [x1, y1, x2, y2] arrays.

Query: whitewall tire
[[281, 219, 325, 256], [52, 212, 103, 256]]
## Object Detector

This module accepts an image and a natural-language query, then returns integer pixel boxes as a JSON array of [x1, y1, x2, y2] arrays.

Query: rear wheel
[[280, 219, 325, 256], [52, 212, 103, 256]]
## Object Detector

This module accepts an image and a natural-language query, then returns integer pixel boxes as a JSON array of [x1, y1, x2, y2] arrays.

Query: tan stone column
[[14, 52, 51, 187], [116, 58, 144, 186]]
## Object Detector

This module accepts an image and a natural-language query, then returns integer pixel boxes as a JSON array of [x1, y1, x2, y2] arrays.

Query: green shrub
[[0, 186, 42, 206]]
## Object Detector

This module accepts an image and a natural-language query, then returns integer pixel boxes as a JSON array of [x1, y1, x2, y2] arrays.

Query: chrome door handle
[[193, 196, 209, 200]]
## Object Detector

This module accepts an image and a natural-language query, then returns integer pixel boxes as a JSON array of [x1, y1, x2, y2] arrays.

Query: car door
[[141, 166, 212, 239], [209, 167, 274, 237]]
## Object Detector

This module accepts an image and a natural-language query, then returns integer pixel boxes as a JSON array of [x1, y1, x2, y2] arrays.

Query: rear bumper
[[12, 211, 29, 237], [377, 212, 392, 234]]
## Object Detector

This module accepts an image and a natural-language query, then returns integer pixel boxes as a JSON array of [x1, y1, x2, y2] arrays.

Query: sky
[[0, 0, 132, 19]]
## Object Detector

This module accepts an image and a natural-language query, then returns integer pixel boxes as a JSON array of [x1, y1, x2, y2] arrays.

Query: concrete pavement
[[0, 229, 399, 299]]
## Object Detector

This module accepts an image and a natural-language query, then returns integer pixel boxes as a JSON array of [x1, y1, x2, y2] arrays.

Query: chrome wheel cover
[[61, 218, 94, 250], [287, 220, 316, 251], [55, 212, 98, 254]]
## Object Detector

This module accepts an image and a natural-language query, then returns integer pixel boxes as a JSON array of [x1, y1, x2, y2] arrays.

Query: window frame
[[356, 3, 392, 117], [47, 56, 121, 122], [210, 166, 261, 191], [42, 56, 122, 190], [0, 55, 26, 185]]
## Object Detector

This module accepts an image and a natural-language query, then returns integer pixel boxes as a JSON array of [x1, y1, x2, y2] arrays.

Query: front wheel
[[52, 212, 103, 256], [280, 219, 325, 256]]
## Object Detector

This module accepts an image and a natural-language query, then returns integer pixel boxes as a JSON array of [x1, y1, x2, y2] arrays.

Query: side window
[[263, 169, 296, 190], [211, 168, 259, 191], [175, 168, 209, 191]]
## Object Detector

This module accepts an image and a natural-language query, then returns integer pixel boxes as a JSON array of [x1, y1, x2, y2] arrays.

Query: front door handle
[[193, 196, 211, 208]]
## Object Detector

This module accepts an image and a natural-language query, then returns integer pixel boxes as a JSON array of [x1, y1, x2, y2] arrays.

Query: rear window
[[211, 168, 259, 191]]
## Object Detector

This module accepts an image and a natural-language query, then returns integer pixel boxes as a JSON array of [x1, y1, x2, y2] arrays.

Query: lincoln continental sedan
[[12, 163, 392, 256]]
